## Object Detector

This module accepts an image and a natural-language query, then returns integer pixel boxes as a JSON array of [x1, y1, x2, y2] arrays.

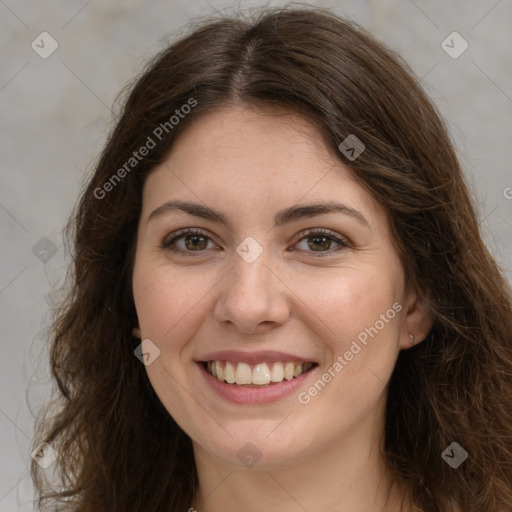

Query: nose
[[214, 248, 290, 334]]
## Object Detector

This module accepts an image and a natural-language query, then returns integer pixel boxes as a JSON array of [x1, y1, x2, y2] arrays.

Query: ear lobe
[[401, 291, 434, 349], [132, 327, 141, 338]]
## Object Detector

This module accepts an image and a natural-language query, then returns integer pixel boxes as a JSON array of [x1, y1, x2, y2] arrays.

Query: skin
[[132, 104, 432, 512]]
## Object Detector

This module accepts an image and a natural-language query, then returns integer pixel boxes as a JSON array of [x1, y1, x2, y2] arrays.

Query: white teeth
[[215, 361, 225, 381], [270, 362, 284, 382], [252, 363, 271, 385], [284, 362, 295, 380], [235, 362, 252, 385], [206, 360, 315, 385], [225, 361, 236, 384]]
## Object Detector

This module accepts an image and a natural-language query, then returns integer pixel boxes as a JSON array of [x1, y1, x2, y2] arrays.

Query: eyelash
[[161, 228, 350, 257]]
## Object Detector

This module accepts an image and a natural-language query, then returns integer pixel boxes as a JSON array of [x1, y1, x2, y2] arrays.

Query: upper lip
[[197, 350, 317, 365]]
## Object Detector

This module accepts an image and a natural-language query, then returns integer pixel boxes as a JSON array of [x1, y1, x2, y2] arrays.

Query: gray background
[[1, 0, 511, 509]]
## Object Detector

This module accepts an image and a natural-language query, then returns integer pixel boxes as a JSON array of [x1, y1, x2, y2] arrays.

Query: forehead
[[141, 105, 383, 225]]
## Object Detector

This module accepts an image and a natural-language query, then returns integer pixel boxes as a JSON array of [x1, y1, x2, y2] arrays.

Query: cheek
[[289, 263, 400, 344], [132, 259, 219, 351]]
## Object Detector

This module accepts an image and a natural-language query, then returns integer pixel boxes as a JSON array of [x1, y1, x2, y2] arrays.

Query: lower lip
[[197, 362, 316, 404]]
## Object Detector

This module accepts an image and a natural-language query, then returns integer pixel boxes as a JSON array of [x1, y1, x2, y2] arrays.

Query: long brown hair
[[31, 6, 512, 511]]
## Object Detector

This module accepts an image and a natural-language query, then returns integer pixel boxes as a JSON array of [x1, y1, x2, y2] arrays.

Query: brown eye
[[307, 235, 333, 251], [162, 229, 215, 254], [183, 234, 208, 251], [294, 229, 349, 256]]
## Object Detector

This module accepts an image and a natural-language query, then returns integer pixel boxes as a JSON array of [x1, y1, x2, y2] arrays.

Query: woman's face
[[132, 105, 426, 469]]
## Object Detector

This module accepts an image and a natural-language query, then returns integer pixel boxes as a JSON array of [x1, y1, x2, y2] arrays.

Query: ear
[[399, 288, 434, 350], [132, 327, 141, 339]]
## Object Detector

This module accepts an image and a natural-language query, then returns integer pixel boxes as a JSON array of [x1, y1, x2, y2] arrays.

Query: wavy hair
[[30, 6, 512, 511]]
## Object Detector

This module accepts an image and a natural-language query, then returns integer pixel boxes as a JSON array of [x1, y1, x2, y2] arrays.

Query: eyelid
[[161, 227, 350, 255], [162, 228, 209, 245], [161, 228, 218, 251], [290, 228, 350, 255]]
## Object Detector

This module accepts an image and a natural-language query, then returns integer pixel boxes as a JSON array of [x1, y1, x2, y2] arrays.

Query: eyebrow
[[147, 200, 370, 228]]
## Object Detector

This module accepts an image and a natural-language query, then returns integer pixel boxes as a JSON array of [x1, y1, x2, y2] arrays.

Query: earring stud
[[409, 333, 415, 344]]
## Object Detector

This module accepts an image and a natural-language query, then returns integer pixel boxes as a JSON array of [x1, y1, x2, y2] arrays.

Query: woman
[[31, 6, 512, 512]]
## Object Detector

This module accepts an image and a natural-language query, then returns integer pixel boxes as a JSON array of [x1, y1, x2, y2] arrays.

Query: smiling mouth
[[203, 360, 318, 387]]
